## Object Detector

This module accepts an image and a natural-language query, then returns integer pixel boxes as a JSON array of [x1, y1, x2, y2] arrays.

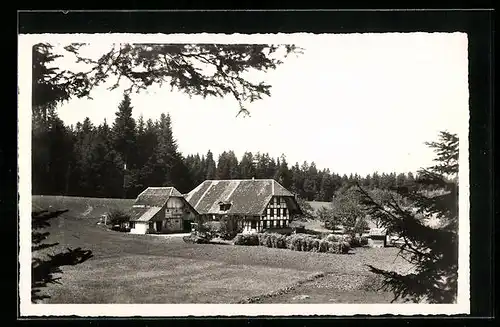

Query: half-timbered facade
[[184, 179, 302, 233], [128, 187, 198, 234]]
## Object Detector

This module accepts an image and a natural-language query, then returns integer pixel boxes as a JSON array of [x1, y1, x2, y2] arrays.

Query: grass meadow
[[30, 195, 410, 304]]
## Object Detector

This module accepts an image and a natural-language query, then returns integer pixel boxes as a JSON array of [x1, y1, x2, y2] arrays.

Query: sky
[[52, 33, 469, 176]]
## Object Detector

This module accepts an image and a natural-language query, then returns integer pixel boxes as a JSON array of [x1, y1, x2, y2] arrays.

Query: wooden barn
[[184, 179, 302, 233], [128, 187, 198, 234]]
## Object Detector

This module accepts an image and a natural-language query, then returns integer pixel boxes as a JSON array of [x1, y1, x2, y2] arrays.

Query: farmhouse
[[184, 179, 302, 233], [128, 187, 198, 234]]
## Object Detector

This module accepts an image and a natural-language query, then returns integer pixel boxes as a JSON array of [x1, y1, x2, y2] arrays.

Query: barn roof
[[129, 206, 163, 222], [129, 186, 198, 222], [184, 179, 301, 216], [133, 187, 182, 207]]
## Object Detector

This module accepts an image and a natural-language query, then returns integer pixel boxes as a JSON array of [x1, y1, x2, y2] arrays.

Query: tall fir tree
[[357, 131, 459, 303], [239, 152, 256, 179], [275, 154, 292, 189], [318, 170, 335, 202], [205, 150, 217, 180], [111, 93, 138, 197], [112, 93, 137, 168]]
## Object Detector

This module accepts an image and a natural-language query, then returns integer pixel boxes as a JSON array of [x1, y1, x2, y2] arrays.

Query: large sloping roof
[[129, 186, 195, 222], [133, 187, 182, 207], [184, 179, 300, 216], [129, 206, 163, 222]]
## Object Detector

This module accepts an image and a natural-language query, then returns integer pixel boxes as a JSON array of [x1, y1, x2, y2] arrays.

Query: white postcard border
[[18, 33, 470, 317]]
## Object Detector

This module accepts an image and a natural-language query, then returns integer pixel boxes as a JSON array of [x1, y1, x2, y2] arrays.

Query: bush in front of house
[[108, 209, 131, 232], [324, 233, 368, 248], [183, 234, 211, 244], [349, 235, 369, 248], [257, 233, 287, 249], [263, 227, 294, 236], [233, 233, 259, 246], [327, 241, 351, 254], [218, 218, 243, 240], [233, 232, 351, 254], [324, 234, 342, 242]]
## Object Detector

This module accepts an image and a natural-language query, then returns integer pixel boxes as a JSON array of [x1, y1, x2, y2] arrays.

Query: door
[[183, 219, 191, 232], [155, 221, 162, 232]]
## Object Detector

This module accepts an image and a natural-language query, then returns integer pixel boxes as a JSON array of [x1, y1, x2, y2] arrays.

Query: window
[[220, 203, 231, 211], [270, 209, 274, 218], [130, 222, 135, 228], [283, 208, 288, 217], [277, 208, 281, 217], [270, 220, 275, 228], [263, 221, 267, 229]]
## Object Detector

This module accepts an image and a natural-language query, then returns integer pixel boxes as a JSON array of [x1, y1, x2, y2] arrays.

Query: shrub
[[264, 227, 293, 236], [257, 233, 268, 246], [258, 233, 288, 249], [318, 240, 328, 252], [233, 233, 259, 246], [219, 217, 242, 240], [287, 234, 303, 251], [275, 234, 285, 248], [350, 235, 369, 248], [303, 229, 323, 237], [108, 209, 131, 232], [183, 234, 210, 244], [311, 239, 320, 252], [342, 234, 353, 245], [325, 234, 342, 242], [341, 241, 351, 254]]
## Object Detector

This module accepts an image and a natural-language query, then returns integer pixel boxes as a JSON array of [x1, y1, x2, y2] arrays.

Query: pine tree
[[32, 108, 73, 196], [371, 172, 381, 189], [152, 113, 191, 192], [275, 154, 292, 189], [318, 171, 335, 202], [112, 93, 137, 168], [227, 150, 240, 179], [89, 121, 124, 198], [31, 44, 94, 302], [396, 172, 407, 188], [216, 151, 230, 179], [291, 162, 305, 198], [205, 150, 217, 180], [239, 152, 256, 179], [137, 119, 159, 190], [357, 131, 459, 303]]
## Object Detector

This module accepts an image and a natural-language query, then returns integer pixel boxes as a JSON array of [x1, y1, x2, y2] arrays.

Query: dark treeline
[[33, 94, 419, 200]]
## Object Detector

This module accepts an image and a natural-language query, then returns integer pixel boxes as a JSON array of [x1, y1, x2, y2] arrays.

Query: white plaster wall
[[130, 222, 148, 234]]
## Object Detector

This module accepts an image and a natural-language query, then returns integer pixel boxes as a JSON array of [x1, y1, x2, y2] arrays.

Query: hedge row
[[324, 234, 369, 247], [234, 233, 350, 254]]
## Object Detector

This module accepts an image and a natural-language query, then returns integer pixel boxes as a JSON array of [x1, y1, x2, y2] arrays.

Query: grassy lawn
[[31, 196, 411, 304]]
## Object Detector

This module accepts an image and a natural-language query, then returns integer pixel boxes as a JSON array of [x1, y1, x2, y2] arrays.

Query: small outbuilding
[[128, 187, 198, 234], [368, 227, 388, 248]]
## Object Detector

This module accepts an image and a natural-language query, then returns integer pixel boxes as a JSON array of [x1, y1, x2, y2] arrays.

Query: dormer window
[[219, 202, 231, 211]]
